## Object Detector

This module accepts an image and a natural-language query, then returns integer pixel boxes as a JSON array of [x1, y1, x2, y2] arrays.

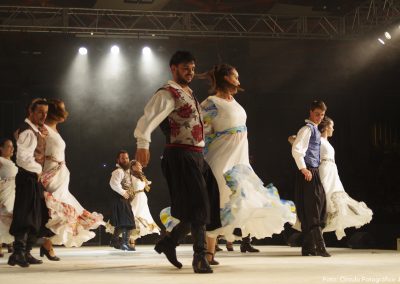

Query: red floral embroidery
[[191, 124, 203, 142], [166, 86, 181, 99], [169, 118, 180, 137], [177, 103, 193, 118]]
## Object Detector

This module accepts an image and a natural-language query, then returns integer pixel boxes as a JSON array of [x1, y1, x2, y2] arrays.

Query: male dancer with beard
[[109, 150, 136, 251], [134, 51, 220, 274], [8, 98, 53, 267]]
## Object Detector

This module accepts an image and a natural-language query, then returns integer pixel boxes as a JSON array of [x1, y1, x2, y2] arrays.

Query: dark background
[[1, 32, 399, 249]]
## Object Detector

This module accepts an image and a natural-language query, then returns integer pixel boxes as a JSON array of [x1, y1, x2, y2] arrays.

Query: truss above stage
[[0, 0, 399, 40]]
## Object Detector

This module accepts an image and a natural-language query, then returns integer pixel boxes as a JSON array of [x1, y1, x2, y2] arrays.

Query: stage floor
[[1, 245, 399, 284]]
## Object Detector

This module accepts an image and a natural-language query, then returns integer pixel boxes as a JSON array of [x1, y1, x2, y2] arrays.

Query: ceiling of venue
[[0, 0, 365, 15]]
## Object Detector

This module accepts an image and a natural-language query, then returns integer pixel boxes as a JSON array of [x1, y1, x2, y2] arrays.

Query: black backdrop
[[1, 33, 399, 248]]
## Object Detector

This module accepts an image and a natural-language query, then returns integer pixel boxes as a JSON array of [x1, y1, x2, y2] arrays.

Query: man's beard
[[119, 162, 130, 170], [176, 74, 190, 86]]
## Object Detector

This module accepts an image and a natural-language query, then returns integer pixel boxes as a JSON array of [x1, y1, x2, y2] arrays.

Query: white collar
[[167, 80, 193, 95], [305, 119, 318, 127], [24, 118, 41, 133]]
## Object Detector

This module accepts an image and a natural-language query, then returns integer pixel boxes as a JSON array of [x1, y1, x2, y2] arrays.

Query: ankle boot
[[25, 236, 43, 264], [311, 227, 331, 257], [8, 240, 29, 268], [191, 224, 212, 273], [192, 252, 213, 273], [154, 236, 182, 268], [25, 251, 43, 264], [301, 231, 316, 256], [240, 236, 260, 253], [110, 228, 121, 249], [120, 228, 135, 251]]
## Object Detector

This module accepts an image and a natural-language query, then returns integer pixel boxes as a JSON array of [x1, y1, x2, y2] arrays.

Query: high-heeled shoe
[[226, 242, 234, 251], [206, 252, 219, 265], [40, 246, 61, 261]]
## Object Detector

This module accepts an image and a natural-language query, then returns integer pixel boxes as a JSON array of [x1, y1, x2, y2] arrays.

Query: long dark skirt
[[10, 167, 53, 237], [294, 167, 327, 232], [110, 193, 135, 229], [161, 147, 221, 230]]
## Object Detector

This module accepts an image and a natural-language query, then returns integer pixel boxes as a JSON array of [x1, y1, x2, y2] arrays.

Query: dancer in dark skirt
[[291, 100, 330, 257], [109, 150, 135, 251], [8, 98, 54, 267], [134, 51, 220, 274]]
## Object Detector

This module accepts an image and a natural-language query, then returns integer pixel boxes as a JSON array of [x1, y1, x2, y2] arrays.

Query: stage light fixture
[[384, 32, 391, 40], [142, 46, 152, 56], [378, 38, 385, 45], [111, 45, 120, 54], [78, 47, 88, 55]]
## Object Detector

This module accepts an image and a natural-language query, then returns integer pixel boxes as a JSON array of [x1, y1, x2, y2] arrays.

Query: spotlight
[[384, 32, 392, 40], [378, 38, 385, 45], [142, 46, 152, 56], [111, 45, 120, 55], [78, 47, 88, 55]]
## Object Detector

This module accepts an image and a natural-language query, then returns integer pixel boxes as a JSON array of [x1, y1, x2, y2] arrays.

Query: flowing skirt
[[42, 162, 104, 247], [205, 129, 296, 241], [130, 192, 160, 240], [207, 164, 296, 241], [320, 161, 373, 240], [0, 180, 15, 243]]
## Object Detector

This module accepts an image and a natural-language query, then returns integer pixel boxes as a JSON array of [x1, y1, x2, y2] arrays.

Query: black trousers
[[110, 193, 135, 230], [10, 168, 53, 251], [168, 222, 206, 254], [161, 147, 221, 231], [294, 167, 327, 233]]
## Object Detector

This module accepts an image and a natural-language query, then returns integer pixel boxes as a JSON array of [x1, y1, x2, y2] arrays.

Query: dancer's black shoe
[[25, 252, 43, 264], [154, 237, 182, 269], [192, 253, 213, 273]]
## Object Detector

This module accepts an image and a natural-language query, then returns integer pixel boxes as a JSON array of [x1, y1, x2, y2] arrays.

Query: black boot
[[110, 228, 121, 250], [240, 236, 260, 253], [8, 238, 29, 268], [154, 236, 182, 268], [191, 224, 212, 274], [311, 227, 331, 257], [120, 228, 135, 251], [301, 231, 316, 256], [25, 251, 43, 264], [25, 236, 43, 264]]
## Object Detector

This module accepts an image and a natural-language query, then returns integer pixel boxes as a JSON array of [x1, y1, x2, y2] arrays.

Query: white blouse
[[45, 126, 66, 162], [0, 157, 18, 179]]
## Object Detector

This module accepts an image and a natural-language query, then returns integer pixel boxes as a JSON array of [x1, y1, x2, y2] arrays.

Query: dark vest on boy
[[304, 122, 321, 168]]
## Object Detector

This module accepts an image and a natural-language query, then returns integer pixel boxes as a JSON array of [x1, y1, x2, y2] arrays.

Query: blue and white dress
[[201, 96, 296, 241]]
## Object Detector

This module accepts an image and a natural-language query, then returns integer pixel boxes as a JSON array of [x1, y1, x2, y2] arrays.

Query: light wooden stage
[[1, 245, 399, 284]]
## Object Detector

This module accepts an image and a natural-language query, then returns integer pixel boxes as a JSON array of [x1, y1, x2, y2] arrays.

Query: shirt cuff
[[137, 139, 150, 149]]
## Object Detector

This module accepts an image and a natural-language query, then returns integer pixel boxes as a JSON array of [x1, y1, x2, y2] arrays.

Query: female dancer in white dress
[[200, 64, 296, 263], [289, 116, 373, 240], [0, 139, 17, 257], [318, 117, 373, 239], [41, 99, 104, 251], [128, 160, 160, 247]]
